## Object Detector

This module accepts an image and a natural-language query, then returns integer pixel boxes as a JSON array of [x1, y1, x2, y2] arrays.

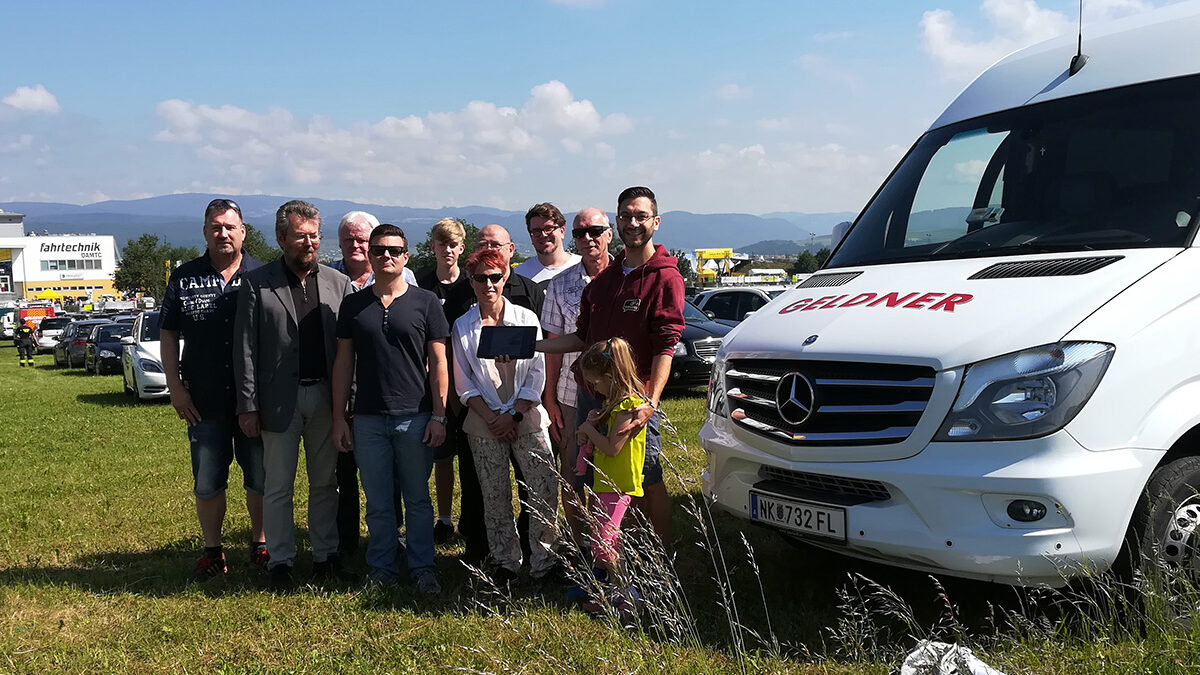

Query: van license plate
[[750, 491, 846, 542]]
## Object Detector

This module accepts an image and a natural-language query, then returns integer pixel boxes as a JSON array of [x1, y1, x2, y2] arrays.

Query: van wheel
[[1124, 456, 1200, 582]]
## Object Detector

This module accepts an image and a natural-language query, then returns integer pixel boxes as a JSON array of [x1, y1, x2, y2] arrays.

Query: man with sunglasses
[[161, 197, 267, 581], [540, 207, 614, 546], [234, 200, 353, 591], [332, 224, 449, 593], [537, 187, 685, 552], [514, 203, 580, 287]]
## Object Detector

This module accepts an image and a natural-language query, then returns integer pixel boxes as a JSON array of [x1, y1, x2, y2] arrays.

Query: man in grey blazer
[[234, 200, 352, 591]]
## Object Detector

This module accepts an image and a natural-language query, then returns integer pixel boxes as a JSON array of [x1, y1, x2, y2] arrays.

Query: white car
[[121, 311, 175, 400], [702, 4, 1200, 589], [35, 316, 72, 352]]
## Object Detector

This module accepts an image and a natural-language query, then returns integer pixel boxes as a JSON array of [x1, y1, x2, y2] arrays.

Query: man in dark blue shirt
[[160, 198, 267, 581], [332, 224, 450, 594]]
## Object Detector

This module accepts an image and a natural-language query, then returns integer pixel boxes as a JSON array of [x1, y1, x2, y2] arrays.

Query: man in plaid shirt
[[540, 207, 613, 545]]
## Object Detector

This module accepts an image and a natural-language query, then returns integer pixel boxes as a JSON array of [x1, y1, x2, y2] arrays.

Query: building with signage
[[0, 210, 119, 302]]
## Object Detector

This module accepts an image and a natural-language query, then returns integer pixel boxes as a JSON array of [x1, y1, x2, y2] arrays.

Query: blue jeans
[[188, 415, 265, 500], [354, 413, 435, 579]]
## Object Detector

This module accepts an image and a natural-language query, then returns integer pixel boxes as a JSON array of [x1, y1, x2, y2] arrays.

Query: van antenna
[[1069, 0, 1088, 76]]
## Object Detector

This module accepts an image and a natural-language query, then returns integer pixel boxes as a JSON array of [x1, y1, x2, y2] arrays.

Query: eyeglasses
[[369, 245, 408, 257], [477, 241, 511, 250], [616, 212, 656, 225], [207, 198, 240, 212], [289, 232, 320, 243], [572, 225, 609, 239], [528, 224, 564, 237], [470, 272, 505, 284]]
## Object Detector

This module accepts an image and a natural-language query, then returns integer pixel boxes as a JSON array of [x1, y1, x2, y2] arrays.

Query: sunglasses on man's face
[[470, 272, 505, 284], [572, 225, 609, 239], [369, 245, 408, 257]]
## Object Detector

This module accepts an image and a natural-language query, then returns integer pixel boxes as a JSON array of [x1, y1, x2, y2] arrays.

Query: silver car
[[121, 311, 177, 400]]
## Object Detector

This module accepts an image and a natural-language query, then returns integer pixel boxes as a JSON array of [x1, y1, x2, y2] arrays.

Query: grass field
[[2, 345, 1199, 673]]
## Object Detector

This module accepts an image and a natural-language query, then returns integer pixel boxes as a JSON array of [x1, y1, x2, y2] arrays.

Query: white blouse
[[451, 299, 548, 428]]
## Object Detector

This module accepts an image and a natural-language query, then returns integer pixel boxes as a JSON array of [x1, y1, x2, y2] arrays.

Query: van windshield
[[827, 75, 1200, 268]]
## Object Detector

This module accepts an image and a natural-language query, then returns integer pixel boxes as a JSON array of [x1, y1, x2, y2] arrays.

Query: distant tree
[[114, 235, 201, 298], [114, 234, 166, 297], [608, 236, 625, 259], [672, 249, 695, 282], [410, 219, 479, 277], [814, 247, 832, 267], [793, 250, 820, 274], [242, 222, 281, 262]]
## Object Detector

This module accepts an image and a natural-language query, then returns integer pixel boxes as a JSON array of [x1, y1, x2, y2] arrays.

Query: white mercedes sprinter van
[[700, 3, 1200, 587]]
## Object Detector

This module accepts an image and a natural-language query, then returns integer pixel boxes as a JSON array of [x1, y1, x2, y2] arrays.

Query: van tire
[[1123, 455, 1200, 580]]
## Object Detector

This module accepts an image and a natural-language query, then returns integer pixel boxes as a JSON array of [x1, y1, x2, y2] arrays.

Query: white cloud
[[154, 81, 633, 197], [953, 159, 989, 182], [757, 118, 793, 132], [920, 0, 1158, 81], [714, 83, 752, 100], [623, 140, 898, 213], [1, 84, 60, 113]]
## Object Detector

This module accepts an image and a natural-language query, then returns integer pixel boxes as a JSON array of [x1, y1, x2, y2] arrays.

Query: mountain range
[[1, 194, 856, 257]]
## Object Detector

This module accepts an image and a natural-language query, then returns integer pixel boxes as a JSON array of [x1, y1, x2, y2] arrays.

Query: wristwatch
[[509, 409, 524, 423], [430, 415, 447, 425]]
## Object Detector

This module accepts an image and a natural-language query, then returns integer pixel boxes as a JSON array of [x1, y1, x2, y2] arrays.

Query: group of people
[[161, 187, 686, 605]]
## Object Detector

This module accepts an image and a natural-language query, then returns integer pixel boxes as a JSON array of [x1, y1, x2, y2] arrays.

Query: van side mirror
[[705, 311, 716, 320], [120, 336, 135, 346], [743, 311, 757, 320]]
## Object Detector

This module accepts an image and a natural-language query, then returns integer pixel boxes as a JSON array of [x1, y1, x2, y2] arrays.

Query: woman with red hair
[[450, 248, 560, 585]]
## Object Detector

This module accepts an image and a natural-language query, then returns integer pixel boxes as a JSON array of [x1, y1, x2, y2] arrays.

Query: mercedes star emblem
[[775, 372, 816, 426]]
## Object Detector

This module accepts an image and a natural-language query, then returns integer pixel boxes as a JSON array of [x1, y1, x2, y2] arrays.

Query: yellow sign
[[695, 248, 733, 260]]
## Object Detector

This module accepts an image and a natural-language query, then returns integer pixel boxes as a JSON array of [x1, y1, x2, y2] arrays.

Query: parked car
[[121, 311, 175, 400], [54, 319, 112, 368], [693, 287, 788, 327], [35, 316, 72, 353], [666, 300, 732, 390], [85, 322, 133, 375]]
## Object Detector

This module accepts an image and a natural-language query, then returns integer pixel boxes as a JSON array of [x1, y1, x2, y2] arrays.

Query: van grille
[[692, 338, 722, 362], [758, 465, 892, 502], [968, 256, 1123, 279], [798, 271, 863, 288], [725, 359, 935, 446]]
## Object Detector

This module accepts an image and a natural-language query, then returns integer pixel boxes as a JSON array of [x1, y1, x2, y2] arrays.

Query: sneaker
[[433, 520, 455, 545], [192, 552, 227, 581], [414, 569, 442, 595], [249, 542, 269, 571], [267, 564, 295, 593]]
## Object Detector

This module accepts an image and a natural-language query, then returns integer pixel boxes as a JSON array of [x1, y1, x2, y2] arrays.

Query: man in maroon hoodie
[[536, 185, 685, 550]]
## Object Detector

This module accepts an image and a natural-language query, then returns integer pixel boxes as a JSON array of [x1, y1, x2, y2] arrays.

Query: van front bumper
[[699, 416, 1161, 587]]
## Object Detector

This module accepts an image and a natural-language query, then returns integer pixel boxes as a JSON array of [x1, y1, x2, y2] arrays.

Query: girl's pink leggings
[[591, 492, 632, 566]]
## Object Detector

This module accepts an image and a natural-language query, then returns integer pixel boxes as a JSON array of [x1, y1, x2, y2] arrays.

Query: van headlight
[[707, 355, 727, 418], [99, 349, 116, 358], [935, 342, 1114, 441], [673, 341, 688, 357]]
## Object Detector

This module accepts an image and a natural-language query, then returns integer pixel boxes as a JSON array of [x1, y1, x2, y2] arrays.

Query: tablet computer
[[476, 325, 538, 359]]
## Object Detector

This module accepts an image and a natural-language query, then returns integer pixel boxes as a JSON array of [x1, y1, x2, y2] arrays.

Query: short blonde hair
[[431, 218, 465, 245]]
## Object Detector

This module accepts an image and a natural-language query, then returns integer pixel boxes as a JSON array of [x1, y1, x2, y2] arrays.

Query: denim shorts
[[188, 416, 266, 499], [575, 387, 663, 488]]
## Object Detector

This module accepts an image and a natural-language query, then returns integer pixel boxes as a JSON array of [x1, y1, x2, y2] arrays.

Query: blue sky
[[0, 0, 1176, 213]]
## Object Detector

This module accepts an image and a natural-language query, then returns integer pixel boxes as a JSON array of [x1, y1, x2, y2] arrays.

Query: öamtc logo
[[778, 291, 973, 314]]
